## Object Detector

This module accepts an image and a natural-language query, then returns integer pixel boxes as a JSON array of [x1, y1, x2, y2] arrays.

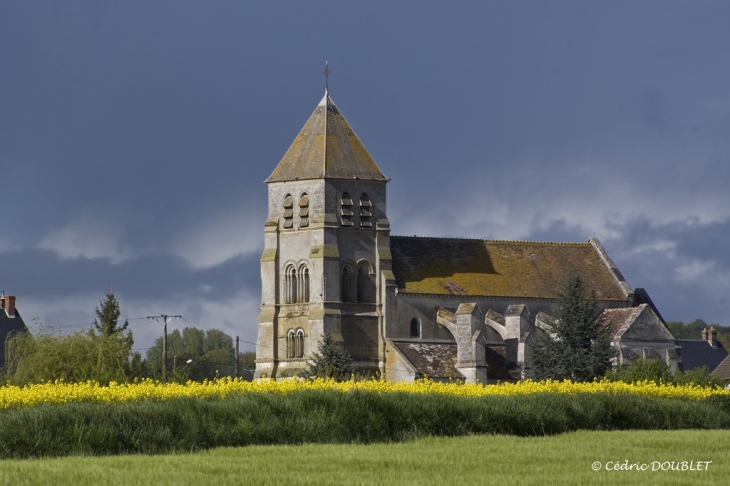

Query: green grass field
[[0, 430, 727, 485]]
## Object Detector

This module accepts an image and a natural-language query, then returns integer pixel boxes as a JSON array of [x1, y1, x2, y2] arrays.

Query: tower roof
[[266, 91, 388, 183]]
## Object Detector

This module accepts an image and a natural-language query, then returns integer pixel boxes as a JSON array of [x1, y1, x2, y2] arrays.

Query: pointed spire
[[266, 87, 388, 183]]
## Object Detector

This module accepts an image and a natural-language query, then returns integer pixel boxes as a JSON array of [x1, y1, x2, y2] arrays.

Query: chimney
[[701, 328, 708, 341], [708, 326, 717, 348], [3, 295, 16, 317]]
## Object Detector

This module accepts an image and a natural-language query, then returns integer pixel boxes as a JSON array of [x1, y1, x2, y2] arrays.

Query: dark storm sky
[[2, 1, 729, 350]]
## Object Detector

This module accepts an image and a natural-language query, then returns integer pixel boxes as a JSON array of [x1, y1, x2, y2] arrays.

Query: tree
[[92, 290, 129, 337], [3, 289, 142, 385], [145, 327, 239, 382], [305, 333, 354, 381], [3, 320, 141, 385], [604, 357, 672, 385], [532, 275, 613, 382], [605, 357, 725, 388], [667, 319, 730, 346]]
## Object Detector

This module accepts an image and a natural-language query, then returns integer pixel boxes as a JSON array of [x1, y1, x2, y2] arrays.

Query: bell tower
[[254, 87, 391, 378]]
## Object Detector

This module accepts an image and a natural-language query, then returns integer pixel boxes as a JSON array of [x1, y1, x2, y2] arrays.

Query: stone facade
[[254, 89, 679, 383]]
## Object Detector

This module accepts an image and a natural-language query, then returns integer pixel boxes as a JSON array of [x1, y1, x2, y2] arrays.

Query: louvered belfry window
[[359, 193, 372, 227], [341, 192, 354, 227], [283, 194, 294, 229], [299, 193, 309, 228]]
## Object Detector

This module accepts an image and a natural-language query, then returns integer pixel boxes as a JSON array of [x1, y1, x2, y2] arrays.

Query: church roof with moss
[[266, 90, 388, 183], [390, 236, 630, 301]]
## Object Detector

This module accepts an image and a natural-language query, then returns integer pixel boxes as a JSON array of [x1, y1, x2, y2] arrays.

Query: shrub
[[606, 358, 726, 388], [0, 391, 728, 458], [304, 333, 354, 381], [3, 323, 140, 386]]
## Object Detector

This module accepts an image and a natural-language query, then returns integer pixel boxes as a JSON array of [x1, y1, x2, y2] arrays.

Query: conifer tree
[[92, 290, 129, 337], [305, 333, 354, 381], [532, 276, 613, 381]]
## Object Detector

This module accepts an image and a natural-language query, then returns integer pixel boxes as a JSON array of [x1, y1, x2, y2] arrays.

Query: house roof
[[677, 339, 729, 373], [392, 341, 514, 381], [390, 237, 629, 300], [266, 91, 388, 183], [392, 342, 463, 380], [710, 354, 730, 380], [599, 306, 644, 339], [0, 309, 28, 368]]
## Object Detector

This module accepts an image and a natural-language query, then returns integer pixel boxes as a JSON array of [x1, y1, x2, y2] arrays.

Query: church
[[253, 88, 680, 383]]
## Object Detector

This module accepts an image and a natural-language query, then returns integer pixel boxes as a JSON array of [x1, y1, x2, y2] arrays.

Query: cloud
[[17, 286, 261, 352], [170, 208, 263, 270], [36, 211, 135, 263], [674, 261, 715, 283]]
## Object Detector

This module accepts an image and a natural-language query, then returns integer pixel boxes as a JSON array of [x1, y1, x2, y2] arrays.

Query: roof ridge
[[391, 235, 591, 246], [322, 89, 328, 177]]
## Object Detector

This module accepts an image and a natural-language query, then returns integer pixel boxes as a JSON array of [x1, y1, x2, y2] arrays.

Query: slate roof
[[677, 339, 729, 373], [0, 309, 28, 368], [710, 355, 730, 380], [392, 342, 463, 380], [393, 341, 514, 381], [598, 306, 643, 339], [266, 91, 388, 183], [390, 237, 629, 300]]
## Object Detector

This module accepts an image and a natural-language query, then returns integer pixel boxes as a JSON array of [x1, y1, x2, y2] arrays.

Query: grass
[[0, 430, 728, 485], [1, 390, 729, 458]]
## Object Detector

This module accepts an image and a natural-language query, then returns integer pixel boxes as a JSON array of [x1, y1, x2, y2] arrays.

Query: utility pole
[[235, 336, 240, 378], [148, 314, 181, 383]]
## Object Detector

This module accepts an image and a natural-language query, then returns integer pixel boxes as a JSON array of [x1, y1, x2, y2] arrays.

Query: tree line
[[2, 284, 724, 386], [2, 290, 255, 385]]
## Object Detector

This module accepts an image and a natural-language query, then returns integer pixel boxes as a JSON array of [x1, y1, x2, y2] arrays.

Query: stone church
[[253, 89, 679, 383]]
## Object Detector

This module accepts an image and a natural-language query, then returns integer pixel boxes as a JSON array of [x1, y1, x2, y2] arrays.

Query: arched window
[[340, 267, 352, 302], [299, 193, 309, 228], [356, 263, 373, 303], [359, 193, 372, 228], [410, 318, 420, 338], [283, 194, 294, 229], [298, 265, 310, 303], [341, 192, 353, 227], [285, 265, 297, 304], [287, 329, 296, 358], [295, 329, 305, 358]]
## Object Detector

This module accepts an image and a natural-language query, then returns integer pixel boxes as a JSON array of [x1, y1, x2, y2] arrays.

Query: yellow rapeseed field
[[0, 377, 727, 410]]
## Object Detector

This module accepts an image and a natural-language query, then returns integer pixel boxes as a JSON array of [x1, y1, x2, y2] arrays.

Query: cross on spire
[[323, 62, 331, 91]]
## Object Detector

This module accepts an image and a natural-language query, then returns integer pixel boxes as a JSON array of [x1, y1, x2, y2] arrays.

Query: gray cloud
[[2, 1, 730, 347]]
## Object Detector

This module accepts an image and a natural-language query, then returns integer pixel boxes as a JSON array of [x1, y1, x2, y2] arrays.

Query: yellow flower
[[0, 377, 726, 410]]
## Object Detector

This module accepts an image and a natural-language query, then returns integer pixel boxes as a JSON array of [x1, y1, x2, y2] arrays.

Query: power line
[[36, 317, 158, 329]]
